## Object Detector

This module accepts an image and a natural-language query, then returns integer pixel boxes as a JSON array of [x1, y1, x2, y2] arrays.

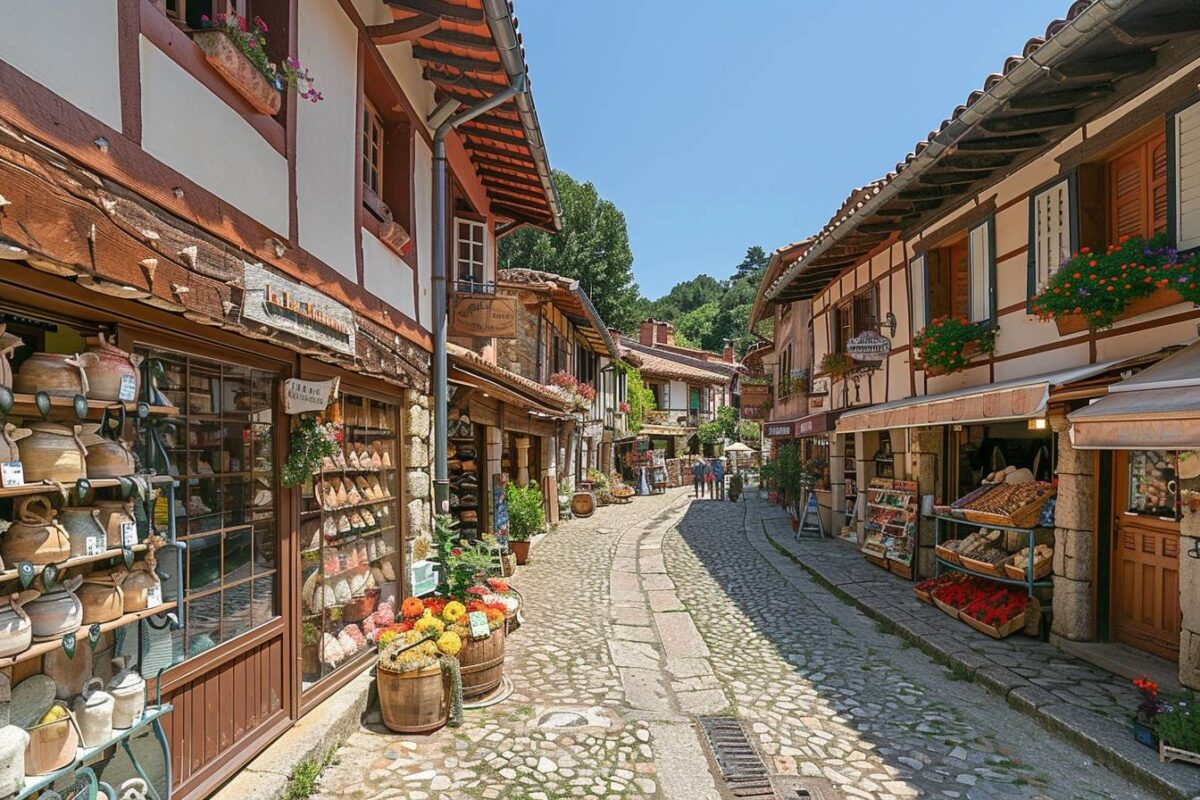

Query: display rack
[[447, 416, 481, 539], [933, 514, 1051, 599], [843, 437, 857, 520], [861, 478, 917, 579]]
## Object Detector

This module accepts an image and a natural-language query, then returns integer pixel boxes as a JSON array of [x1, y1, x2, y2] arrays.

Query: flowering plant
[[281, 415, 341, 486], [1181, 489, 1200, 514], [912, 317, 996, 376], [549, 371, 596, 412], [818, 351, 852, 379], [199, 13, 323, 102], [1153, 694, 1200, 753], [961, 587, 1028, 628], [1031, 234, 1200, 330], [619, 401, 631, 414], [1133, 675, 1168, 725]]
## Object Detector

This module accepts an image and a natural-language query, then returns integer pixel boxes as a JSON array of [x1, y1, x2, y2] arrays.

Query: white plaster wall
[[296, 2, 359, 280], [0, 1, 122, 131], [414, 139, 434, 327], [362, 231, 417, 320], [139, 37, 288, 234], [379, 44, 437, 133], [669, 380, 688, 411]]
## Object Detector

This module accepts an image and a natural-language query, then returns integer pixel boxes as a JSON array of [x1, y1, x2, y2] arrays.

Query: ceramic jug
[[12, 352, 99, 397], [17, 422, 88, 483], [72, 678, 115, 747], [83, 334, 143, 403], [1, 496, 71, 566]]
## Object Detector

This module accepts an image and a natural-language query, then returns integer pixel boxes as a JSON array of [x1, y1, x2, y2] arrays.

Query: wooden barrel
[[460, 626, 506, 699], [571, 490, 596, 518], [377, 663, 449, 734]]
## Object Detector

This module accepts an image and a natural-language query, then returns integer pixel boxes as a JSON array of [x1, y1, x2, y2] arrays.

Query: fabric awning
[[837, 361, 1128, 433], [1069, 341, 1200, 450]]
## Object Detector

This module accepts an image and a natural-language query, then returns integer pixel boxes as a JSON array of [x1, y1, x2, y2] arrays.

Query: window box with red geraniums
[[193, 13, 322, 116], [912, 317, 996, 377], [549, 372, 596, 413], [1031, 234, 1200, 334]]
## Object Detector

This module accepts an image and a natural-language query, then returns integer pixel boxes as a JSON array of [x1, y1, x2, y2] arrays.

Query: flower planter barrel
[[192, 30, 282, 116], [459, 626, 505, 699], [377, 664, 449, 734], [571, 490, 596, 518], [1053, 287, 1185, 335]]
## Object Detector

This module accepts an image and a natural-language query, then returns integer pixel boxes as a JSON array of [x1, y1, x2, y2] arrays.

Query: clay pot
[[58, 508, 108, 559], [17, 422, 88, 483], [0, 325, 21, 392], [1, 496, 71, 566], [83, 335, 143, 403], [78, 573, 124, 624], [94, 500, 137, 549], [113, 556, 161, 613], [79, 427, 136, 479], [0, 424, 30, 465], [72, 678, 115, 748], [26, 575, 84, 641], [106, 659, 145, 729], [0, 593, 36, 659], [12, 352, 99, 397], [510, 540, 530, 565], [23, 701, 80, 775], [43, 633, 95, 700]]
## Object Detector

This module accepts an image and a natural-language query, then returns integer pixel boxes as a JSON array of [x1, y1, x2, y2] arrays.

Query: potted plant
[[506, 483, 545, 565], [1031, 234, 1200, 334], [193, 13, 322, 116], [374, 614, 463, 734], [281, 415, 340, 487], [912, 317, 997, 376], [1132, 676, 1166, 750], [819, 352, 853, 380], [1153, 691, 1200, 765]]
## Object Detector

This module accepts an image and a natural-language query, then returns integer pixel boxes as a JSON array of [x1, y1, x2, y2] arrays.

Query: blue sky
[[514, 0, 1064, 299]]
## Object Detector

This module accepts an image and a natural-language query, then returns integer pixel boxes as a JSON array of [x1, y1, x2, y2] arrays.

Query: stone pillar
[[1050, 414, 1097, 641], [909, 427, 942, 579], [403, 391, 434, 596], [515, 436, 531, 487]]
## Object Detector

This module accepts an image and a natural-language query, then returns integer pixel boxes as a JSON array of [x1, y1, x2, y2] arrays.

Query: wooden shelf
[[7, 393, 179, 420], [0, 544, 150, 585], [0, 474, 175, 499], [0, 602, 176, 669]]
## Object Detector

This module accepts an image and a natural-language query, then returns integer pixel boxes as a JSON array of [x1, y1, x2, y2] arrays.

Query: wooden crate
[[932, 596, 961, 619], [934, 543, 961, 565], [959, 552, 1012, 578], [960, 610, 1027, 639], [1003, 552, 1052, 582]]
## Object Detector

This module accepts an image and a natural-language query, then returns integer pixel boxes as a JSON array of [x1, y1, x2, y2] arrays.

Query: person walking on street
[[712, 457, 726, 500], [692, 457, 707, 498], [705, 458, 715, 498]]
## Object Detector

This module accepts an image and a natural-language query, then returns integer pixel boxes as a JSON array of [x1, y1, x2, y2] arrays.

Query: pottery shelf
[[313, 466, 397, 476], [0, 602, 177, 670], [6, 393, 179, 420], [0, 474, 176, 499], [0, 544, 150, 585], [15, 704, 173, 800]]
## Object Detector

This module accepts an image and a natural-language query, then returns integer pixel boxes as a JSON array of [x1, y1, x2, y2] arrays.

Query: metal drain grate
[[697, 716, 775, 799]]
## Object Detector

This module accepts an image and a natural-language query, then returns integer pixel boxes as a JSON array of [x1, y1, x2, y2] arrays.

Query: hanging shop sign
[[809, 376, 830, 409], [449, 294, 518, 338], [243, 262, 357, 355], [493, 474, 510, 542], [765, 421, 795, 438], [281, 377, 340, 415], [846, 330, 892, 363]]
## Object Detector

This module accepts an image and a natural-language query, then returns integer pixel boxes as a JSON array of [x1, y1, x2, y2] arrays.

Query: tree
[[673, 302, 719, 349], [734, 246, 769, 279], [499, 170, 645, 332], [615, 360, 655, 433], [648, 275, 723, 320], [736, 419, 761, 444]]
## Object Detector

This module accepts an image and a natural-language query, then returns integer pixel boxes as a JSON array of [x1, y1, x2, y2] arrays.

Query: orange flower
[[400, 596, 425, 619]]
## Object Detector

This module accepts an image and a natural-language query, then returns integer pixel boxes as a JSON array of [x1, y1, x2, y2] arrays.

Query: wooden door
[[1112, 452, 1181, 661]]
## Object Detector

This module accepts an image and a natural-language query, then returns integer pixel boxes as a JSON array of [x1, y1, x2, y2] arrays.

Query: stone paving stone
[[646, 589, 685, 612], [653, 613, 710, 660]]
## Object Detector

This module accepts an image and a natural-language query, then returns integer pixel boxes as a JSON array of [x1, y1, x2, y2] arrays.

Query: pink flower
[[255, 16, 268, 32]]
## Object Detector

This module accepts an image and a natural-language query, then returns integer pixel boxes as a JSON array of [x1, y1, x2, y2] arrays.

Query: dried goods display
[[958, 479, 1055, 527], [1126, 450, 1178, 517], [447, 414, 480, 539], [861, 478, 917, 579]]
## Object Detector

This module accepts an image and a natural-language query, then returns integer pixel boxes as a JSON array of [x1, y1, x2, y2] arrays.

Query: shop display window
[[1126, 450, 1178, 517], [300, 394, 400, 690], [137, 346, 280, 659]]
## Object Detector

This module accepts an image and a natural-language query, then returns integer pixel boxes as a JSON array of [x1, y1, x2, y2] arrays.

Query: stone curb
[[758, 523, 1199, 800], [209, 667, 375, 800]]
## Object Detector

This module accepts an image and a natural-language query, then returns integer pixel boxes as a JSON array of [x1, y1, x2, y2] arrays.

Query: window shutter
[[1028, 178, 1073, 305], [967, 219, 994, 323], [1173, 100, 1200, 251], [909, 255, 927, 332]]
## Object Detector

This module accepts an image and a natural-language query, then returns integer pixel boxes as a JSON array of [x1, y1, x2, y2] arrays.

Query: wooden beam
[[413, 46, 503, 75], [461, 128, 530, 149], [1112, 11, 1200, 42], [385, 0, 483, 24], [484, 187, 549, 209], [462, 142, 534, 161], [1054, 49, 1155, 79], [919, 169, 994, 186], [478, 169, 543, 189], [981, 108, 1076, 134], [1008, 83, 1114, 110], [491, 204, 552, 227], [423, 26, 495, 52], [461, 116, 523, 136], [897, 185, 959, 201], [423, 69, 505, 96], [955, 132, 1048, 152], [366, 15, 440, 44], [471, 157, 538, 177], [857, 222, 899, 235], [938, 151, 1016, 170]]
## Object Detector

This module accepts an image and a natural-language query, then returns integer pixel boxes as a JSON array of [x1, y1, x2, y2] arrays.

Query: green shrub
[[506, 483, 545, 542]]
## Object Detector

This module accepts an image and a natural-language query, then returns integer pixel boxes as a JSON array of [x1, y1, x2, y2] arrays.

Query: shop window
[[924, 219, 995, 325], [456, 218, 487, 290], [1125, 450, 1178, 518], [1108, 130, 1168, 244], [137, 346, 280, 658], [300, 394, 400, 690]]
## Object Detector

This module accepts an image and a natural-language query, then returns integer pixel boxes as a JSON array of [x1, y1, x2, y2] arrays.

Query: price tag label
[[121, 522, 138, 547], [118, 374, 137, 402], [0, 462, 23, 488], [146, 583, 162, 608], [85, 535, 106, 557], [467, 611, 490, 640]]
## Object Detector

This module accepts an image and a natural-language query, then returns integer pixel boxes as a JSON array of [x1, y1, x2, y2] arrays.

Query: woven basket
[[934, 543, 961, 565], [1003, 553, 1052, 582], [959, 552, 1010, 578], [932, 596, 961, 620], [960, 610, 1027, 639]]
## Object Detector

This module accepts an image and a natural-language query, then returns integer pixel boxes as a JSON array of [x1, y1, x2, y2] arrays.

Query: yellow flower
[[413, 611, 445, 636], [442, 601, 467, 623], [436, 631, 463, 656]]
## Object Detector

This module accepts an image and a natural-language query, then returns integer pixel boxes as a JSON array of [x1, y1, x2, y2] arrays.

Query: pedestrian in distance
[[705, 458, 716, 498], [712, 457, 726, 500], [692, 456, 707, 498]]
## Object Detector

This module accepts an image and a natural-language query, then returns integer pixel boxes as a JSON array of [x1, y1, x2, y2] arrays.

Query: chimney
[[723, 342, 734, 363], [658, 321, 675, 347], [639, 320, 656, 346]]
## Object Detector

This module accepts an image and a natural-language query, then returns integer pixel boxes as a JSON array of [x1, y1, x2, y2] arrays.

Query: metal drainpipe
[[432, 74, 526, 514]]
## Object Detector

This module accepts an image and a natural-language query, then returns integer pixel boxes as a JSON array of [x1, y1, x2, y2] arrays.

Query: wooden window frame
[[909, 253, 927, 334], [1105, 128, 1168, 245], [1026, 172, 1079, 313], [967, 217, 996, 326], [454, 218, 488, 289], [360, 50, 417, 268], [1168, 96, 1200, 254], [362, 97, 385, 208]]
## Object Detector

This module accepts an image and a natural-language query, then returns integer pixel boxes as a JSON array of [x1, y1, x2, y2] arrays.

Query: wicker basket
[[960, 487, 1056, 528], [913, 585, 933, 605], [932, 596, 961, 620], [960, 610, 1027, 639], [950, 484, 1001, 518], [934, 543, 961, 565], [1003, 552, 1052, 582], [959, 552, 1011, 578]]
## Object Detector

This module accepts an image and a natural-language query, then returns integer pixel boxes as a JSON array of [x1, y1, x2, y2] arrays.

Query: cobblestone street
[[314, 487, 1155, 800]]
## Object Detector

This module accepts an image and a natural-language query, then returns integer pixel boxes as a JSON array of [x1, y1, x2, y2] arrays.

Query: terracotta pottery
[[1, 496, 72, 566], [0, 593, 36, 659], [12, 352, 99, 397], [83, 334, 143, 403], [0, 325, 21, 392], [79, 427, 136, 479], [106, 658, 145, 729], [459, 625, 506, 700], [341, 588, 379, 623], [42, 633, 95, 700], [113, 550, 161, 612], [23, 701, 79, 775], [58, 508, 108, 559], [78, 573, 124, 624], [17, 422, 88, 483], [510, 540, 530, 565], [192, 30, 283, 116], [377, 663, 449, 734], [0, 424, 30, 465], [94, 500, 137, 549], [26, 575, 84, 641]]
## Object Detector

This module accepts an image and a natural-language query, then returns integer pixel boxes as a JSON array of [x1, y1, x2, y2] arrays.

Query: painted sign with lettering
[[846, 330, 892, 362], [449, 294, 518, 338], [243, 262, 357, 355], [282, 377, 340, 415]]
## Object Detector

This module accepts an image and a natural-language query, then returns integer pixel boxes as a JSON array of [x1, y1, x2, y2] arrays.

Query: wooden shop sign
[[282, 377, 340, 415], [243, 262, 356, 355], [450, 294, 518, 338]]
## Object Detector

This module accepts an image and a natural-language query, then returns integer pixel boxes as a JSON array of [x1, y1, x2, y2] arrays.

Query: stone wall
[[494, 289, 539, 381], [908, 427, 939, 579], [1050, 419, 1096, 641], [404, 390, 434, 593]]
